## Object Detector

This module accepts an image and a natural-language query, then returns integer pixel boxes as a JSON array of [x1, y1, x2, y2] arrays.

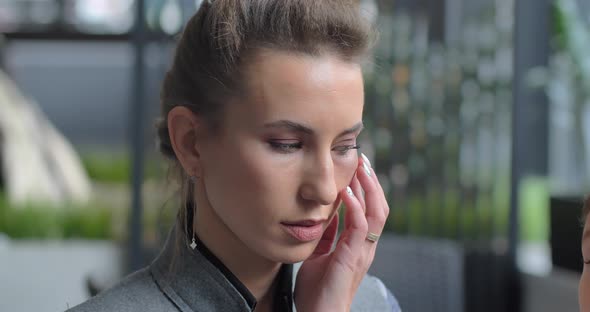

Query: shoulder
[[352, 274, 402, 312], [66, 267, 177, 312]]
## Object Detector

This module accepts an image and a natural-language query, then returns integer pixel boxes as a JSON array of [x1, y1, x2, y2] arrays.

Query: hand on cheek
[[295, 153, 390, 311]]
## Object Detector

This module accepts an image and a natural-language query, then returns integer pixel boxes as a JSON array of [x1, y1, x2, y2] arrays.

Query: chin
[[264, 242, 318, 264]]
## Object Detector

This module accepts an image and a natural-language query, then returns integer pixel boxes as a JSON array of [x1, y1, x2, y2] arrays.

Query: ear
[[167, 106, 205, 178]]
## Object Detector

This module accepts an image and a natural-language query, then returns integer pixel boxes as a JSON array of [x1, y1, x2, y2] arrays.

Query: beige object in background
[[0, 69, 91, 205]]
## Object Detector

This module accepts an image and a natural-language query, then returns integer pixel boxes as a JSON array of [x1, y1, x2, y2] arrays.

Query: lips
[[281, 219, 325, 242]]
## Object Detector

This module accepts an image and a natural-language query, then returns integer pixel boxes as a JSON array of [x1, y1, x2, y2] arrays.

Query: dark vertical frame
[[508, 0, 550, 310], [128, 0, 147, 272], [510, 0, 550, 265]]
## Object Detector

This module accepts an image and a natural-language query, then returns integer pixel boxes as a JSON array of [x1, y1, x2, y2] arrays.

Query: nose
[[299, 152, 339, 206]]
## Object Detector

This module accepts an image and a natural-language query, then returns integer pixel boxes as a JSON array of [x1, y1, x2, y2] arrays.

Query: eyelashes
[[268, 141, 303, 153], [332, 145, 361, 154], [268, 141, 360, 155]]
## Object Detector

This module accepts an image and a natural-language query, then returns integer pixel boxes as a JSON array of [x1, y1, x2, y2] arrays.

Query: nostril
[[298, 189, 335, 207], [299, 164, 338, 205]]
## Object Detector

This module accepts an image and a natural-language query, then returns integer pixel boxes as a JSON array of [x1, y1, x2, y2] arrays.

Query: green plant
[[80, 151, 164, 184], [0, 194, 114, 240]]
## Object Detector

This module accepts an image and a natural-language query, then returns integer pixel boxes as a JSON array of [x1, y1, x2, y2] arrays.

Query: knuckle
[[367, 215, 383, 227], [383, 205, 390, 217], [359, 222, 369, 233]]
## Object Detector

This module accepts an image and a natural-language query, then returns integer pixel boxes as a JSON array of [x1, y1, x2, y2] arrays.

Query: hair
[[154, 0, 374, 257]]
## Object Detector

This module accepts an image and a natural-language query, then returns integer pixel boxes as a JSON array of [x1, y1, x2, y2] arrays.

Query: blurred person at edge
[[581, 196, 590, 312]]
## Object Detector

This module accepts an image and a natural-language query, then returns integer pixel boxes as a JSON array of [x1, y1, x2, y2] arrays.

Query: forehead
[[235, 50, 364, 128]]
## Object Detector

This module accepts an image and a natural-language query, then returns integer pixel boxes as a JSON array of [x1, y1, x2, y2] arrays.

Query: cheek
[[334, 154, 359, 188], [201, 143, 253, 200], [205, 142, 289, 207]]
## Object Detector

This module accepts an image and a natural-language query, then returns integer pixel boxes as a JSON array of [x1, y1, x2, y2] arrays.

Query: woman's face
[[197, 50, 364, 263], [582, 213, 590, 311]]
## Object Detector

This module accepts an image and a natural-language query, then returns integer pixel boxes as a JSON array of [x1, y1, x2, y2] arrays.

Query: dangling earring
[[190, 233, 197, 250], [187, 175, 197, 250], [188, 174, 198, 250]]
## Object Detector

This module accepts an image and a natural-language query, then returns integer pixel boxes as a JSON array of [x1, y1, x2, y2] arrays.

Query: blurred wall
[[4, 40, 172, 150]]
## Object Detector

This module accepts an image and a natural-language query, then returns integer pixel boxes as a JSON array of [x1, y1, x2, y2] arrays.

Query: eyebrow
[[263, 120, 364, 137]]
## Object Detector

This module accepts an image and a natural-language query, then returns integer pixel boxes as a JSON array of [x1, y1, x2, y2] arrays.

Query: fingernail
[[361, 153, 371, 167], [363, 162, 372, 177], [346, 186, 354, 197]]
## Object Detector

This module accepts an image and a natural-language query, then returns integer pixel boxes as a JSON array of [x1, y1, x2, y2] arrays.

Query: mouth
[[280, 219, 326, 242]]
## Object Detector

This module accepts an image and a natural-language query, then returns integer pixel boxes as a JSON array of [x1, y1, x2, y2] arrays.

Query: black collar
[[150, 225, 294, 312], [192, 233, 294, 311], [190, 231, 257, 309]]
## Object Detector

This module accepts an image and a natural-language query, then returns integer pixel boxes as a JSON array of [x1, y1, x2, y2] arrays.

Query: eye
[[332, 144, 360, 156], [268, 141, 302, 154]]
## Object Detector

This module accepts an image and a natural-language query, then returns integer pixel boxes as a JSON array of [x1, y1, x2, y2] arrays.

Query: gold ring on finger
[[366, 232, 380, 243]]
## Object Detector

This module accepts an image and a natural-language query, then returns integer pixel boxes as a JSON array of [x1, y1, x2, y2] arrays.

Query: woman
[[581, 197, 590, 312], [69, 0, 399, 311]]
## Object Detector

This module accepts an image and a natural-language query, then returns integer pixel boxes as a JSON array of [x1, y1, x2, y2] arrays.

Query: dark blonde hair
[[154, 0, 374, 252]]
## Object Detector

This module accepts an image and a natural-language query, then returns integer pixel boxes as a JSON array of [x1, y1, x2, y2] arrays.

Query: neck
[[193, 190, 282, 303]]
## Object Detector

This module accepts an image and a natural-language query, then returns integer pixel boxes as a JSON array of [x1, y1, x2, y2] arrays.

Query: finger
[[309, 212, 339, 258], [364, 157, 390, 219], [374, 174, 390, 218], [338, 186, 368, 250], [361, 154, 384, 199], [330, 186, 373, 273], [362, 153, 389, 216], [361, 153, 384, 195], [350, 173, 365, 210], [357, 154, 386, 235]]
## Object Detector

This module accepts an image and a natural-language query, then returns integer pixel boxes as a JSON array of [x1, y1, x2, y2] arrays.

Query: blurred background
[[0, 0, 587, 311]]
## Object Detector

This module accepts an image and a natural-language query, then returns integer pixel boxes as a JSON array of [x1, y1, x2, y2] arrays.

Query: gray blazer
[[67, 226, 400, 311]]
